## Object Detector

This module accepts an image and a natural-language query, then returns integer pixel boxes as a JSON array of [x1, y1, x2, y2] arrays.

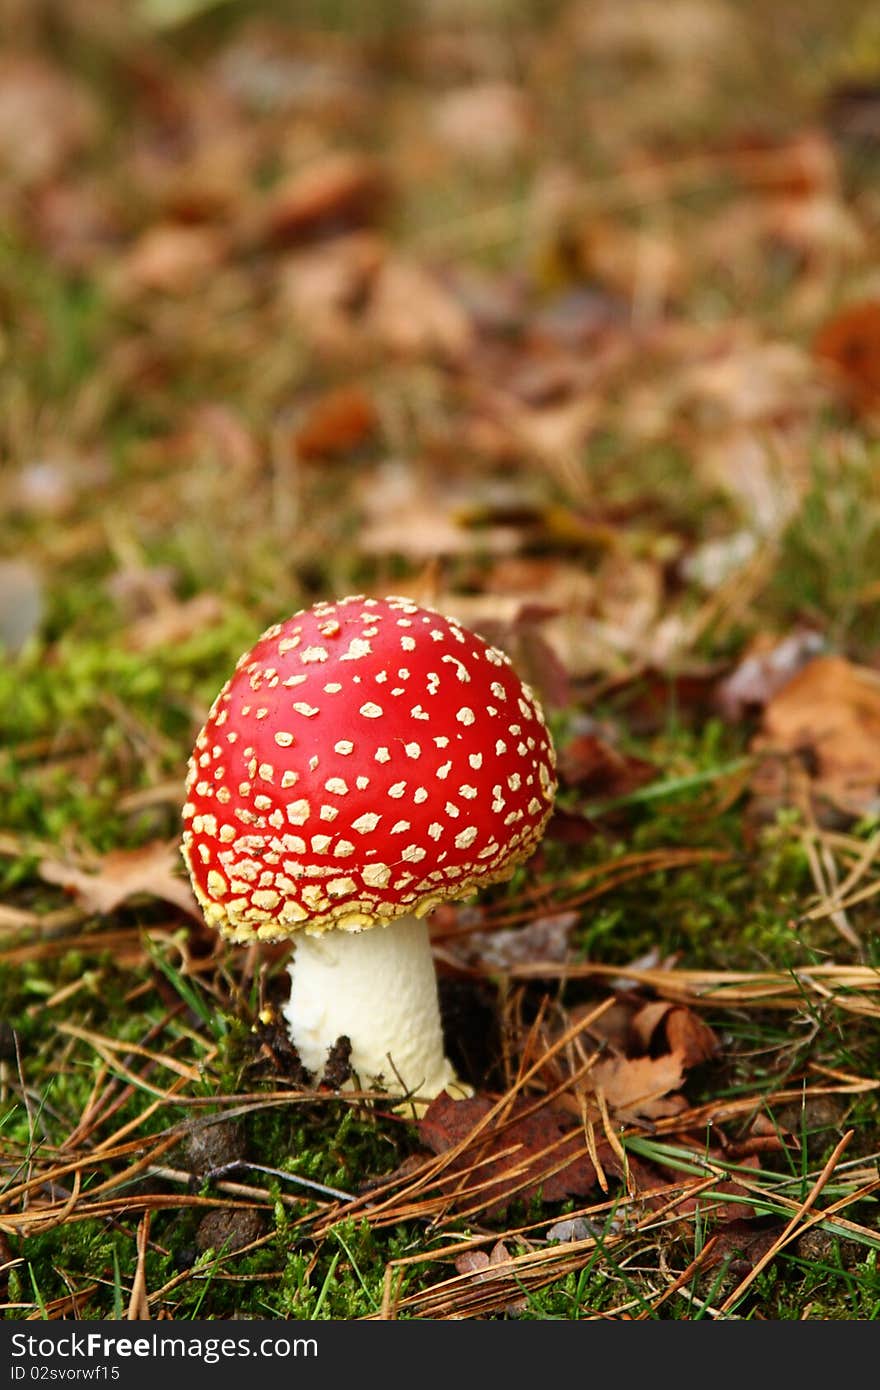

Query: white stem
[[282, 916, 462, 1106]]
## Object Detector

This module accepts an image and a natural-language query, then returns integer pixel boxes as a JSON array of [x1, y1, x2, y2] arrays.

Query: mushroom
[[181, 594, 557, 1108]]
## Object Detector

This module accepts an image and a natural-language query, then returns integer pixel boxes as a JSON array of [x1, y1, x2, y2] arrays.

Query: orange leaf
[[294, 385, 378, 460], [814, 300, 880, 411]]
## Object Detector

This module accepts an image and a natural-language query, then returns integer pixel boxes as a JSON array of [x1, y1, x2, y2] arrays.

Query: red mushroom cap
[[181, 595, 557, 941]]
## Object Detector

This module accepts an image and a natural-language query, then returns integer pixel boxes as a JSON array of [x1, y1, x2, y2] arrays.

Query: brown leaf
[[543, 807, 599, 845], [278, 233, 386, 358], [367, 260, 474, 362], [418, 1093, 599, 1215], [453, 1240, 528, 1314], [115, 224, 228, 297], [725, 128, 839, 201], [647, 1151, 762, 1224], [578, 216, 687, 306], [293, 385, 379, 460], [663, 1007, 719, 1067], [124, 592, 225, 652], [590, 1052, 688, 1122], [814, 299, 880, 412], [558, 733, 657, 798], [704, 1219, 785, 1273], [31, 179, 123, 273], [265, 152, 388, 246], [356, 464, 518, 560], [39, 841, 201, 919], [754, 654, 880, 815], [716, 629, 826, 720], [432, 84, 534, 168], [679, 339, 818, 427], [0, 55, 98, 186], [631, 1003, 719, 1068]]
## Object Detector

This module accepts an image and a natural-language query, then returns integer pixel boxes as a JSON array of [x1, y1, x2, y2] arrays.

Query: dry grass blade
[[503, 961, 880, 1018], [474, 848, 733, 930], [716, 1130, 854, 1313], [126, 1212, 151, 1319], [58, 1023, 210, 1084]]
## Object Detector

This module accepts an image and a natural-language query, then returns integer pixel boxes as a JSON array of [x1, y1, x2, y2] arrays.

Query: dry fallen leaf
[[293, 385, 379, 460], [630, 1001, 719, 1068], [124, 592, 225, 652], [453, 1240, 528, 1314], [39, 840, 201, 919], [114, 224, 229, 297], [814, 299, 880, 413], [754, 654, 880, 816], [278, 233, 385, 357], [0, 54, 99, 186], [431, 83, 534, 168], [589, 1051, 689, 1122], [265, 151, 388, 246], [367, 259, 474, 362], [703, 1218, 785, 1274], [356, 463, 519, 560], [716, 629, 826, 720], [418, 1093, 599, 1215], [557, 733, 657, 799]]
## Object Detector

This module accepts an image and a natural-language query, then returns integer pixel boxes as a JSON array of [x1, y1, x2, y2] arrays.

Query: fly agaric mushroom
[[181, 594, 557, 1106]]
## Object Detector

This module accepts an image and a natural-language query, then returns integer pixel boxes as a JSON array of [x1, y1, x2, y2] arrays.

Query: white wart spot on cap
[[341, 638, 372, 661], [252, 889, 280, 910], [327, 877, 357, 897], [363, 863, 391, 888]]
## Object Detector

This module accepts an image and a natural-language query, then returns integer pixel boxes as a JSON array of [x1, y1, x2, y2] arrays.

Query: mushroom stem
[[282, 916, 467, 1111]]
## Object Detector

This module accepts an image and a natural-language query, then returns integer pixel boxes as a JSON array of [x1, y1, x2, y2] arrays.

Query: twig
[[717, 1129, 854, 1315]]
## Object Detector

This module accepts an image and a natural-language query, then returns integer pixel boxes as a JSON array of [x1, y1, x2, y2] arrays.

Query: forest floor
[[2, 0, 880, 1320]]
